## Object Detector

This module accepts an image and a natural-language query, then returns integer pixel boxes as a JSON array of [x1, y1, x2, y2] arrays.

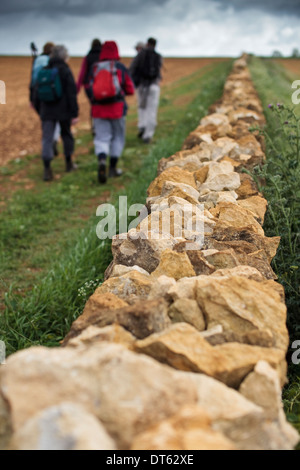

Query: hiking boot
[[137, 128, 145, 139], [98, 161, 107, 184], [43, 167, 53, 182], [109, 167, 123, 178], [66, 160, 78, 173]]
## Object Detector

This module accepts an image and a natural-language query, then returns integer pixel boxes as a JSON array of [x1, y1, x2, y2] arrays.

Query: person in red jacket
[[91, 41, 135, 184]]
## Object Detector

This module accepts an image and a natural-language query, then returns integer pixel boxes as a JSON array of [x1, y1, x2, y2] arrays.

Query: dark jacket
[[77, 46, 102, 93], [91, 41, 135, 120], [129, 47, 162, 87], [34, 57, 79, 121]]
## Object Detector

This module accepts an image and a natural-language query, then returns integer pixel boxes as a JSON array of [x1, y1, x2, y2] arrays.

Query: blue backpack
[[31, 55, 50, 85], [37, 67, 63, 102]]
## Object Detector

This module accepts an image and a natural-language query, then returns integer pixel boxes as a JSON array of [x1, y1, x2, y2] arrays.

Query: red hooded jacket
[[91, 41, 135, 120]]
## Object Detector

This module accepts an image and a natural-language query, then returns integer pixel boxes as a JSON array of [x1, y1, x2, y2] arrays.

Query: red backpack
[[91, 61, 123, 103]]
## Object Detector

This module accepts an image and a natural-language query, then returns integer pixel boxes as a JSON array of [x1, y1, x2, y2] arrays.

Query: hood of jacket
[[99, 41, 120, 61]]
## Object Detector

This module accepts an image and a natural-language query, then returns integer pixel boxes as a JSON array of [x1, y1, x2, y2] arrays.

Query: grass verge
[[249, 57, 300, 445]]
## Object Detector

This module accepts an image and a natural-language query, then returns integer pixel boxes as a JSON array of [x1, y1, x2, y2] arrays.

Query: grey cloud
[[1, 0, 299, 19], [0, 0, 168, 16], [214, 0, 300, 16]]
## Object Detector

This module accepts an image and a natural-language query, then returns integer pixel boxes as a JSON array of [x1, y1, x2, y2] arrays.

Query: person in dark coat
[[34, 45, 79, 181], [129, 37, 162, 143], [77, 39, 102, 99]]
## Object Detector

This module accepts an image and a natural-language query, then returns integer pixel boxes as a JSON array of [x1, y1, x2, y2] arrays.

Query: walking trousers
[[42, 120, 74, 162], [94, 117, 126, 158], [137, 84, 160, 140]]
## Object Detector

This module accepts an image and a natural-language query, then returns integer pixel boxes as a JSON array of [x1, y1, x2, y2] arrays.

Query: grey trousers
[[137, 84, 160, 139], [94, 117, 126, 158], [42, 120, 74, 162]]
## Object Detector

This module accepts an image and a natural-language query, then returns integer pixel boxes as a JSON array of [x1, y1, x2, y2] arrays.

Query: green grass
[[0, 60, 232, 355], [249, 57, 300, 445]]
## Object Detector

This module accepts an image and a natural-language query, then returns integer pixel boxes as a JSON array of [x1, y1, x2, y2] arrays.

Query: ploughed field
[[0, 57, 227, 166], [275, 58, 300, 76]]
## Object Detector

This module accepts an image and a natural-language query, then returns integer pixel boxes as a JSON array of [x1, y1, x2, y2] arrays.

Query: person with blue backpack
[[30, 42, 61, 157], [34, 45, 79, 181], [30, 42, 54, 103]]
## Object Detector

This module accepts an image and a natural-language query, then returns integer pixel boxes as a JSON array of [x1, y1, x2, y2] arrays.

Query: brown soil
[[0, 57, 227, 166], [274, 58, 300, 76]]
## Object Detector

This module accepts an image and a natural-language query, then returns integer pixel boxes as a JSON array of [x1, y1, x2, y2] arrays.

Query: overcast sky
[[0, 0, 299, 57]]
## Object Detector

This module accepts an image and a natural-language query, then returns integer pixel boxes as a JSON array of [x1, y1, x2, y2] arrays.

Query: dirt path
[[0, 57, 227, 167]]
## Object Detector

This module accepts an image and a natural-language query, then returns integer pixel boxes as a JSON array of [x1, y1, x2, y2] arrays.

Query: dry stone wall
[[0, 57, 299, 451]]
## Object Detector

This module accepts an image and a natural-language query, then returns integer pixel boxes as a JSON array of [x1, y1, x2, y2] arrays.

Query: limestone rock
[[108, 230, 179, 275], [131, 406, 236, 450], [148, 167, 198, 197], [208, 226, 280, 263], [184, 250, 216, 276], [234, 249, 277, 280], [164, 155, 204, 172], [237, 196, 268, 224], [110, 265, 150, 277], [183, 372, 263, 422], [202, 246, 277, 280], [236, 174, 259, 199], [228, 107, 263, 125], [202, 172, 241, 192], [148, 275, 176, 300], [240, 361, 283, 419], [239, 361, 300, 450], [97, 271, 153, 303], [138, 208, 184, 238], [0, 344, 197, 448], [194, 166, 209, 184], [196, 275, 289, 351], [168, 277, 198, 302], [134, 323, 286, 388], [211, 202, 265, 236], [8, 403, 116, 450], [0, 393, 12, 450], [160, 180, 200, 202], [66, 324, 135, 348], [204, 249, 240, 270], [151, 249, 196, 280], [168, 299, 206, 331], [230, 134, 264, 159], [81, 292, 128, 321], [200, 113, 230, 128], [203, 327, 275, 349], [206, 161, 234, 179], [206, 266, 265, 282], [64, 298, 171, 343]]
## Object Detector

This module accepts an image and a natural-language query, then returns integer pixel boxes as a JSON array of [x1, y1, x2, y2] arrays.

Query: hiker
[[135, 41, 145, 54], [129, 37, 163, 143], [89, 40, 135, 184], [76, 38, 102, 100], [33, 45, 79, 181], [30, 42, 60, 156], [30, 42, 54, 103]]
